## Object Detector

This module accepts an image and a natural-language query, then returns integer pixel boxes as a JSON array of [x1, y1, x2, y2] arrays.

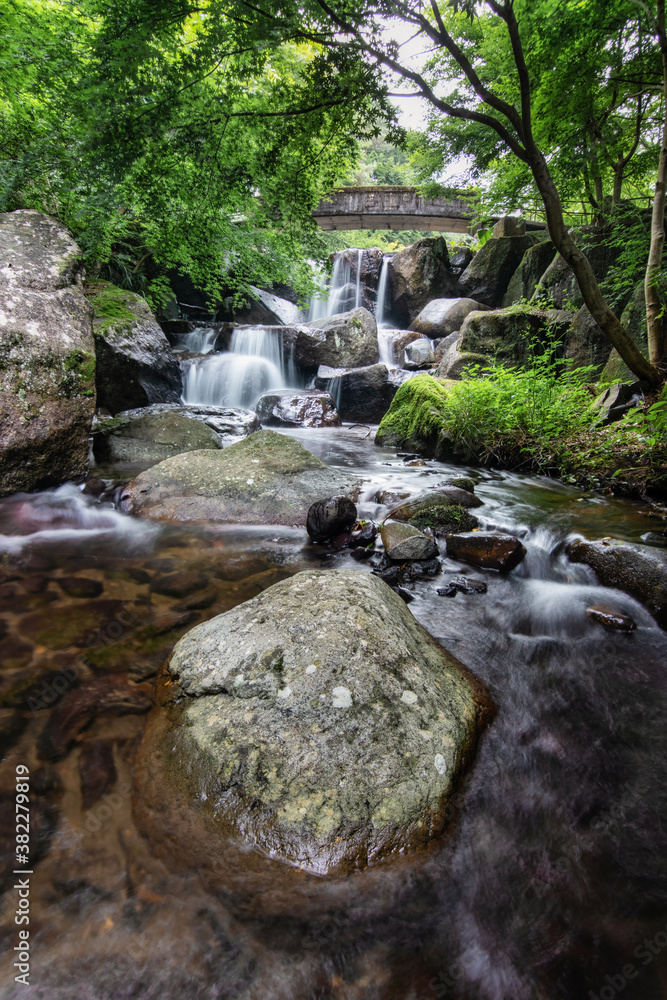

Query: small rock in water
[[374, 488, 410, 505], [446, 532, 527, 572], [380, 521, 439, 561], [57, 577, 104, 599], [307, 496, 358, 543], [151, 572, 209, 597], [586, 605, 637, 632], [372, 564, 401, 585], [448, 575, 487, 595], [437, 585, 458, 598], [81, 477, 107, 498], [447, 477, 476, 494]]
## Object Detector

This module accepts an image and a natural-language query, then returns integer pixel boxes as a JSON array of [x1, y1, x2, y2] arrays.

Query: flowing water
[[1, 427, 667, 1000], [181, 326, 298, 408], [308, 250, 364, 321]]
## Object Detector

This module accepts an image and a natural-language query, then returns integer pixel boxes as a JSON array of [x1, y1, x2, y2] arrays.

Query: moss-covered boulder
[[387, 489, 481, 535], [121, 428, 361, 523], [0, 210, 96, 495], [134, 570, 492, 913], [455, 306, 574, 366], [375, 374, 455, 457], [87, 281, 182, 414], [92, 409, 221, 464]]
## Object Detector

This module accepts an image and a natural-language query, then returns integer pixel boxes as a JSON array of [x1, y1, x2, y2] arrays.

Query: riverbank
[[376, 373, 667, 502]]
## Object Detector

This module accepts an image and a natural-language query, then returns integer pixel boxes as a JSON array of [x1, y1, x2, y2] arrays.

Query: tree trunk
[[645, 0, 667, 369], [528, 146, 663, 386]]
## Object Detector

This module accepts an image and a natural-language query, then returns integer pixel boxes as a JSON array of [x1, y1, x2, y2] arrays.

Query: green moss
[[448, 476, 476, 493], [86, 281, 137, 328], [60, 349, 96, 398], [376, 374, 452, 455], [409, 503, 478, 534]]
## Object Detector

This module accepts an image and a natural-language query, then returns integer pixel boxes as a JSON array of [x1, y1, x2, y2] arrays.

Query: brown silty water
[[1, 426, 667, 1000]]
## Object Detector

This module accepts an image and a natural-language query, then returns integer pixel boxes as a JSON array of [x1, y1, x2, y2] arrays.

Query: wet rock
[[376, 329, 423, 366], [0, 708, 27, 757], [447, 477, 476, 494], [121, 430, 361, 525], [380, 521, 439, 561], [458, 236, 535, 306], [82, 477, 107, 498], [409, 297, 492, 338], [314, 363, 397, 422], [348, 520, 378, 549], [307, 496, 358, 543], [299, 307, 379, 369], [446, 532, 527, 572], [447, 575, 488, 595], [586, 605, 637, 632], [437, 584, 458, 598], [57, 577, 104, 599], [111, 402, 260, 447], [134, 570, 492, 912], [591, 382, 642, 426], [37, 676, 151, 759], [387, 238, 459, 326], [390, 487, 483, 516], [403, 338, 436, 369], [92, 410, 221, 463], [0, 210, 96, 495], [88, 281, 182, 414], [79, 740, 118, 810], [374, 488, 410, 506], [256, 390, 341, 428], [0, 635, 34, 670], [566, 537, 667, 629], [21, 599, 125, 650], [150, 571, 209, 598]]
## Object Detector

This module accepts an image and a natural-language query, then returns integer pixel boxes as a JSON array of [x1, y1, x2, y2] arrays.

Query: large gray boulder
[[88, 282, 182, 414], [134, 570, 492, 911], [100, 402, 259, 446], [314, 363, 399, 422], [533, 228, 624, 311], [409, 297, 491, 338], [0, 210, 95, 495], [92, 409, 221, 464], [458, 236, 535, 306], [566, 537, 667, 628], [450, 306, 574, 367], [387, 237, 459, 326], [502, 240, 557, 306], [563, 306, 614, 374], [298, 307, 379, 369], [121, 428, 360, 523]]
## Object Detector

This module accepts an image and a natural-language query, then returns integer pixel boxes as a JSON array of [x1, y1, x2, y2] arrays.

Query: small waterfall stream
[[181, 326, 296, 408], [308, 248, 364, 320]]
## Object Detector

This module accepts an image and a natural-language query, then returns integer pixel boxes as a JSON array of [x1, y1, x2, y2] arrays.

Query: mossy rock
[[375, 374, 456, 457], [448, 477, 476, 493], [409, 503, 478, 535]]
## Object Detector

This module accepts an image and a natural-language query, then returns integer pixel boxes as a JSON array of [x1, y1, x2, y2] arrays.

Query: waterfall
[[375, 257, 390, 328], [181, 326, 295, 409], [172, 327, 219, 354], [354, 248, 362, 309], [308, 250, 361, 321]]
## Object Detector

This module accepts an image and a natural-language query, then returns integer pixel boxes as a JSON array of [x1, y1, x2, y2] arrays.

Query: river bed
[[1, 426, 666, 1000]]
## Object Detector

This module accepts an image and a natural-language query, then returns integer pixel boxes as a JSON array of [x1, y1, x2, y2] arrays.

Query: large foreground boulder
[[0, 210, 95, 495], [133, 570, 492, 914], [458, 236, 535, 306], [88, 282, 182, 414], [566, 537, 667, 628], [298, 307, 379, 369], [387, 238, 459, 327], [409, 297, 491, 338], [92, 409, 221, 464], [121, 429, 360, 523]]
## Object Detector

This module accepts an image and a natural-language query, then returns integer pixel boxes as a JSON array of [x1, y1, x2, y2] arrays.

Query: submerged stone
[[134, 570, 491, 909], [446, 532, 527, 572]]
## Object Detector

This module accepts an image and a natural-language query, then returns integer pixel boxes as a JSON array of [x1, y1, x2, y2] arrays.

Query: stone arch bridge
[[312, 186, 545, 234]]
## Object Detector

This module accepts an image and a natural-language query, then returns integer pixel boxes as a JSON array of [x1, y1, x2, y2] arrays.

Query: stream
[[1, 425, 667, 999]]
